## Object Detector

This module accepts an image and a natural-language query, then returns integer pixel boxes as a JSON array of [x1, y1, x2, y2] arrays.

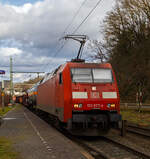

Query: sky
[[0, 0, 115, 83]]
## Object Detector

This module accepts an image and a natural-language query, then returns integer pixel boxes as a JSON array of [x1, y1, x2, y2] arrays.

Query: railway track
[[69, 135, 150, 159], [67, 136, 109, 159], [126, 123, 150, 138], [103, 136, 150, 159], [30, 108, 150, 159]]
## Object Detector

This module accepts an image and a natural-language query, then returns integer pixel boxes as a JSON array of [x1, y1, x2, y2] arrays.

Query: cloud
[[0, 0, 115, 46], [0, 0, 115, 82], [10, 3, 33, 14], [0, 47, 23, 56]]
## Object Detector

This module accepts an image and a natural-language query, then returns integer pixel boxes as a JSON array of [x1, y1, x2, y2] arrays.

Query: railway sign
[[0, 70, 5, 74]]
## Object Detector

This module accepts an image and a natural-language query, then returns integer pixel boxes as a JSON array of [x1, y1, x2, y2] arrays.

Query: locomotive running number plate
[[87, 104, 104, 108]]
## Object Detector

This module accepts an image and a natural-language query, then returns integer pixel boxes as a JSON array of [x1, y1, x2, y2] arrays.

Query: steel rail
[[69, 137, 109, 159], [127, 123, 150, 131], [126, 125, 150, 138], [103, 136, 150, 159], [126, 128, 150, 138]]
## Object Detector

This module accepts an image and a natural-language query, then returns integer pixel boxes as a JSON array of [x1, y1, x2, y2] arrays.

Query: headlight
[[107, 104, 115, 108], [111, 104, 115, 107], [74, 104, 82, 108], [74, 104, 78, 108]]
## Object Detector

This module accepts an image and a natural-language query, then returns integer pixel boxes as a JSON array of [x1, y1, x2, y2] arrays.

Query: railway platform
[[0, 105, 88, 159]]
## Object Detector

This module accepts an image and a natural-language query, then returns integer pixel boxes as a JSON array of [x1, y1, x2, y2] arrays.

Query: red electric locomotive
[[37, 61, 121, 135], [36, 35, 121, 135]]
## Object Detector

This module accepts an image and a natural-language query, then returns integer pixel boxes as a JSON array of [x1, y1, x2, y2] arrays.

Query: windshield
[[71, 68, 113, 83]]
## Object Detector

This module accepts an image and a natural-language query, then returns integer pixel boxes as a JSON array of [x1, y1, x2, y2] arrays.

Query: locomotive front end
[[67, 63, 121, 136]]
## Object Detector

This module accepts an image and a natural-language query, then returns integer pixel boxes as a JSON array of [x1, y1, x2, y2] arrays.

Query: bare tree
[[88, 40, 108, 63], [100, 0, 150, 102]]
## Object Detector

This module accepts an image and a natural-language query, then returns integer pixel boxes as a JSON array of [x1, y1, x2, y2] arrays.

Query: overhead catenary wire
[[40, 0, 89, 72], [52, 0, 103, 58], [53, 41, 67, 58], [62, 0, 88, 36], [50, 0, 88, 57], [72, 0, 102, 34]]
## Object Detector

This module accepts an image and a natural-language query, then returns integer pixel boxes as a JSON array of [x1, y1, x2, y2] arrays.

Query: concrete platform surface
[[0, 105, 88, 159]]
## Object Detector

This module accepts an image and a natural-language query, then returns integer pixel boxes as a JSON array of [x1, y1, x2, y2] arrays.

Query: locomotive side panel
[[63, 65, 72, 122], [54, 72, 64, 121], [37, 72, 65, 122]]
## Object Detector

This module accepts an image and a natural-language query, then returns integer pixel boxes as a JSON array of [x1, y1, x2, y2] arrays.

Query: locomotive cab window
[[59, 73, 63, 84], [93, 68, 113, 83], [71, 68, 92, 83], [71, 68, 113, 83]]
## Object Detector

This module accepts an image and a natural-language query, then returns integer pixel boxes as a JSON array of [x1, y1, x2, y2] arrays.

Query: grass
[[0, 137, 19, 159], [121, 109, 150, 127], [0, 106, 20, 159], [0, 106, 15, 116]]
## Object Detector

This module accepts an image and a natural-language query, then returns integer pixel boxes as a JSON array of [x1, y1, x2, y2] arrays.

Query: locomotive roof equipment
[[63, 34, 88, 62]]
